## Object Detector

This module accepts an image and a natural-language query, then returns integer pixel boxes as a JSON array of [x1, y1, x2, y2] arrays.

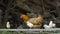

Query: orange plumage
[[20, 14, 29, 22]]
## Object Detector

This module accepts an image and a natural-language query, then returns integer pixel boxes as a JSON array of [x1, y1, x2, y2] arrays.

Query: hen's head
[[20, 14, 29, 22]]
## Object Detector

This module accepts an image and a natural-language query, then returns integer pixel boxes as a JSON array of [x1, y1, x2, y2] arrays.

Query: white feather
[[26, 21, 33, 27]]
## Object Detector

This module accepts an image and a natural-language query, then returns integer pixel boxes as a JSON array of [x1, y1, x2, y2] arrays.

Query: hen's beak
[[20, 15, 24, 19], [20, 14, 29, 22]]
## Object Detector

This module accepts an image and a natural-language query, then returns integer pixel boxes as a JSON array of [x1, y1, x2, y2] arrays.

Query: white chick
[[6, 21, 10, 29], [44, 21, 56, 29]]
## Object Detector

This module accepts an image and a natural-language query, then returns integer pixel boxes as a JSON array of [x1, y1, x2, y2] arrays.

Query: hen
[[20, 14, 43, 29]]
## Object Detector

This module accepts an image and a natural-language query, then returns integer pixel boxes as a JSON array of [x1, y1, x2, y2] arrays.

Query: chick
[[6, 21, 10, 29], [44, 21, 56, 29]]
